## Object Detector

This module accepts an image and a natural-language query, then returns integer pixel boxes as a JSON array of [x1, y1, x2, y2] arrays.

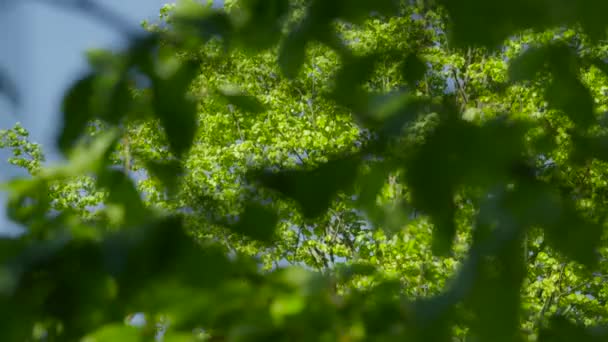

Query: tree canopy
[[3, 0, 608, 340]]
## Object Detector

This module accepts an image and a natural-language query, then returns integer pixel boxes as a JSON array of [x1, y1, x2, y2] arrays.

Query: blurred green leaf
[[254, 155, 361, 218], [278, 26, 307, 78], [218, 86, 266, 114], [152, 60, 199, 157], [237, 0, 290, 51], [59, 73, 97, 153], [546, 74, 595, 129], [538, 316, 608, 342], [229, 202, 278, 242], [97, 169, 149, 227], [405, 115, 526, 254], [145, 159, 184, 195], [332, 54, 378, 111], [270, 293, 305, 324], [402, 53, 427, 85], [83, 324, 141, 342]]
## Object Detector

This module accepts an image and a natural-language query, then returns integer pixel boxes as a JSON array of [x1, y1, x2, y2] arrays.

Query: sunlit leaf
[[82, 324, 140, 342]]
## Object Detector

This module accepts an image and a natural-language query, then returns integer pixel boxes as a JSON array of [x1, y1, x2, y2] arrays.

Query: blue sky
[[0, 0, 223, 235]]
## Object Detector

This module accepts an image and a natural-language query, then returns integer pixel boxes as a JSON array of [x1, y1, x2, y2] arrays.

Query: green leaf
[[82, 324, 141, 342], [546, 74, 595, 129], [145, 159, 184, 195], [237, 0, 290, 51], [405, 115, 526, 254], [172, 8, 233, 46], [45, 129, 119, 179], [402, 53, 427, 85], [538, 316, 608, 342], [332, 54, 378, 111], [270, 294, 305, 324], [508, 46, 549, 82], [163, 332, 197, 342], [97, 169, 149, 227], [229, 202, 278, 242], [59, 73, 97, 153], [436, 0, 546, 48], [278, 27, 307, 78], [218, 86, 266, 114], [254, 155, 361, 218], [335, 262, 376, 282], [101, 78, 132, 125], [152, 60, 199, 157]]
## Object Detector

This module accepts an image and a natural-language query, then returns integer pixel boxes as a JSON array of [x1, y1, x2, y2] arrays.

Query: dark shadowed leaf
[[97, 169, 149, 227], [278, 26, 308, 78], [145, 159, 184, 195], [437, 0, 547, 48], [254, 155, 361, 218], [538, 316, 608, 342], [505, 180, 601, 267], [465, 231, 525, 342], [331, 54, 378, 111], [402, 53, 427, 85], [405, 114, 526, 255], [237, 0, 290, 51], [542, 195, 602, 267], [335, 262, 376, 282], [171, 7, 233, 47], [508, 46, 550, 82], [218, 87, 266, 114], [152, 61, 199, 157], [229, 202, 278, 242], [509, 44, 595, 128], [546, 75, 595, 129], [59, 73, 97, 153], [101, 78, 132, 125]]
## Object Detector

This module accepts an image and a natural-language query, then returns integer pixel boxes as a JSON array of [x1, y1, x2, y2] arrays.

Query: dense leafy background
[[3, 0, 608, 340]]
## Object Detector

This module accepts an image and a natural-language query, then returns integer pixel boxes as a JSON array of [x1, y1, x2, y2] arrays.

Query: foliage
[[3, 0, 608, 341]]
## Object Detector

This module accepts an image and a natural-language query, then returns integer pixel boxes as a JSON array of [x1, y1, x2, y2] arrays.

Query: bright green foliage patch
[[3, 0, 608, 340]]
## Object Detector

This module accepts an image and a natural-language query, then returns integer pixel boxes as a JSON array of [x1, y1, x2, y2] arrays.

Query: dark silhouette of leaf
[[331, 54, 377, 111], [229, 202, 279, 242], [145, 159, 184, 195], [97, 169, 149, 227], [152, 61, 199, 157], [59, 73, 97, 153], [254, 156, 361, 218], [101, 77, 132, 125], [402, 53, 427, 85], [546, 74, 595, 129], [278, 26, 307, 78], [237, 0, 290, 51], [508, 46, 550, 82], [218, 87, 266, 114], [538, 316, 608, 342], [405, 114, 526, 255]]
